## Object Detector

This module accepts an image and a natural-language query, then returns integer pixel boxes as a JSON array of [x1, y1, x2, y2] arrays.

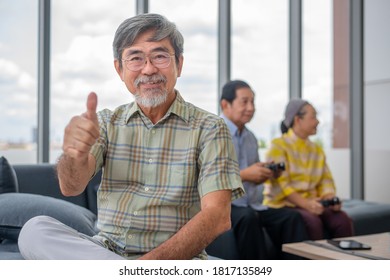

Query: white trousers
[[18, 215, 125, 260]]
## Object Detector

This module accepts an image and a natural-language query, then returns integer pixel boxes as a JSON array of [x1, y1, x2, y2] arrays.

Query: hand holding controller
[[265, 162, 286, 172], [320, 197, 341, 207]]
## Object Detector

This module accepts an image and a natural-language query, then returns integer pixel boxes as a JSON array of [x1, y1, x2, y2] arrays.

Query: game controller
[[265, 162, 286, 172], [320, 197, 340, 207]]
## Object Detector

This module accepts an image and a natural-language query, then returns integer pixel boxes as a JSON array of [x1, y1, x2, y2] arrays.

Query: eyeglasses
[[122, 51, 175, 71]]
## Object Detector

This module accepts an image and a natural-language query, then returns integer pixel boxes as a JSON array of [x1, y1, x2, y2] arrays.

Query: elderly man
[[220, 80, 307, 259], [18, 14, 243, 260]]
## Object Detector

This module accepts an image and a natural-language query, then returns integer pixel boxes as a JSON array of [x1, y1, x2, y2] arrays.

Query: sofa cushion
[[0, 156, 18, 194], [0, 193, 97, 241], [0, 239, 23, 260], [343, 199, 390, 235]]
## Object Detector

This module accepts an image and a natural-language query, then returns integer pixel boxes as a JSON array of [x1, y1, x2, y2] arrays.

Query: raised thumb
[[86, 92, 98, 121]]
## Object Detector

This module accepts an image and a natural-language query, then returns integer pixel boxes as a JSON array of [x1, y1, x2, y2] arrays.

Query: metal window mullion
[[289, 0, 302, 100], [136, 0, 148, 14], [350, 0, 364, 199], [37, 0, 51, 163], [218, 0, 231, 114]]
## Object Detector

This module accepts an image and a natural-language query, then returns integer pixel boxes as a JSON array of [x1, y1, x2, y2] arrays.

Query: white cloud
[[0, 58, 37, 142], [0, 58, 36, 96], [18, 73, 35, 89], [0, 58, 19, 79], [52, 35, 113, 81], [50, 32, 131, 140]]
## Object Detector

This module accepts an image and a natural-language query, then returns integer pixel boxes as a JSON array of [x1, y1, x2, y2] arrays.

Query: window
[[0, 0, 38, 163], [150, 0, 219, 114], [302, 0, 333, 148], [232, 0, 288, 147], [50, 0, 135, 162]]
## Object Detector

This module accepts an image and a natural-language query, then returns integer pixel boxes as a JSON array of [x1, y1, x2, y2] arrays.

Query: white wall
[[363, 0, 390, 204], [327, 149, 390, 204], [325, 149, 350, 200], [328, 149, 390, 204], [365, 150, 390, 203]]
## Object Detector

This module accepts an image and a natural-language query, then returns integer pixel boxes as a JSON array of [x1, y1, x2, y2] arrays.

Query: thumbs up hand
[[83, 91, 99, 124], [63, 92, 100, 160]]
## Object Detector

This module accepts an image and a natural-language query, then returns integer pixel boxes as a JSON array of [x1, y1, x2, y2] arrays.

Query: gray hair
[[113, 13, 184, 67], [280, 98, 309, 134]]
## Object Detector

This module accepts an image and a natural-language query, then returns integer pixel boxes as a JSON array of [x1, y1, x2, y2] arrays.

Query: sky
[[0, 0, 333, 149]]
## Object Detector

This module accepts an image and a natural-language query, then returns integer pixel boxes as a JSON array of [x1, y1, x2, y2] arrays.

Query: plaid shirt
[[90, 91, 244, 259]]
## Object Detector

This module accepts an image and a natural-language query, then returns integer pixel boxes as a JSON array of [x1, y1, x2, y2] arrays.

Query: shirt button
[[148, 158, 153, 163], [145, 187, 150, 192], [151, 130, 156, 134], [133, 211, 138, 216], [127, 234, 133, 239]]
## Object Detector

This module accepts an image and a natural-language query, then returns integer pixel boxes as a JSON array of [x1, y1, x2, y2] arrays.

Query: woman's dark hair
[[280, 121, 289, 134], [280, 103, 308, 134]]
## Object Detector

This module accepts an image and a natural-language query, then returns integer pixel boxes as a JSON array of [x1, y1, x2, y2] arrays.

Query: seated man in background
[[220, 80, 308, 259], [18, 13, 244, 260], [263, 98, 354, 240]]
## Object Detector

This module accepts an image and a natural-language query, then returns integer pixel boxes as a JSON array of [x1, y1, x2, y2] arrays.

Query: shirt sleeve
[[90, 109, 109, 177], [265, 140, 297, 199], [197, 118, 245, 200]]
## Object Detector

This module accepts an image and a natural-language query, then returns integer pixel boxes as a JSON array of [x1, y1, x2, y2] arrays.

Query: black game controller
[[320, 197, 341, 207], [265, 162, 286, 172]]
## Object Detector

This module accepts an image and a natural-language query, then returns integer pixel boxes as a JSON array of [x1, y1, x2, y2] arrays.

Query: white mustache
[[135, 75, 167, 87]]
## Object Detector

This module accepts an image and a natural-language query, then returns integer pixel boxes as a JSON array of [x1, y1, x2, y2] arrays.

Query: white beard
[[134, 88, 168, 108], [134, 74, 168, 108]]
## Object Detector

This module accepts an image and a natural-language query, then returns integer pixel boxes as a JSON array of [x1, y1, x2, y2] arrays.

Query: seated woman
[[263, 98, 354, 240]]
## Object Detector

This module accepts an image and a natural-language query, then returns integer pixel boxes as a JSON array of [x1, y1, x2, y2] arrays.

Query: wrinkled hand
[[328, 197, 342, 212], [320, 195, 342, 211], [242, 162, 273, 184], [265, 161, 284, 178], [305, 199, 324, 215], [329, 202, 342, 212], [62, 92, 100, 161]]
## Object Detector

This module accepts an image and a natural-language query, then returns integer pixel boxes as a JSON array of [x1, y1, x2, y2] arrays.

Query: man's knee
[[289, 210, 306, 223], [231, 207, 260, 232], [18, 215, 54, 259], [236, 207, 258, 223]]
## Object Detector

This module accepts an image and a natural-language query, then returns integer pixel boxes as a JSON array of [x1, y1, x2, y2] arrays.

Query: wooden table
[[282, 232, 390, 260]]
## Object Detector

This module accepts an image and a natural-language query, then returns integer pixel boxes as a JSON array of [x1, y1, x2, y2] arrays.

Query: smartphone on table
[[327, 239, 371, 250]]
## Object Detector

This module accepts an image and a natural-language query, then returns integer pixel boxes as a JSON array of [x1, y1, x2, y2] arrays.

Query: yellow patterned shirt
[[90, 91, 244, 259], [263, 129, 335, 208]]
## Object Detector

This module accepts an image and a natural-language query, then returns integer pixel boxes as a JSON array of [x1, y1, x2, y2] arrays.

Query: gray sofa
[[0, 161, 240, 260], [1, 160, 390, 260]]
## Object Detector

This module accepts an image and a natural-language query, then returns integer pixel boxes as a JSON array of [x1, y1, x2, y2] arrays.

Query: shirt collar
[[287, 128, 310, 144], [124, 90, 189, 124], [220, 113, 247, 137], [167, 91, 189, 123]]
